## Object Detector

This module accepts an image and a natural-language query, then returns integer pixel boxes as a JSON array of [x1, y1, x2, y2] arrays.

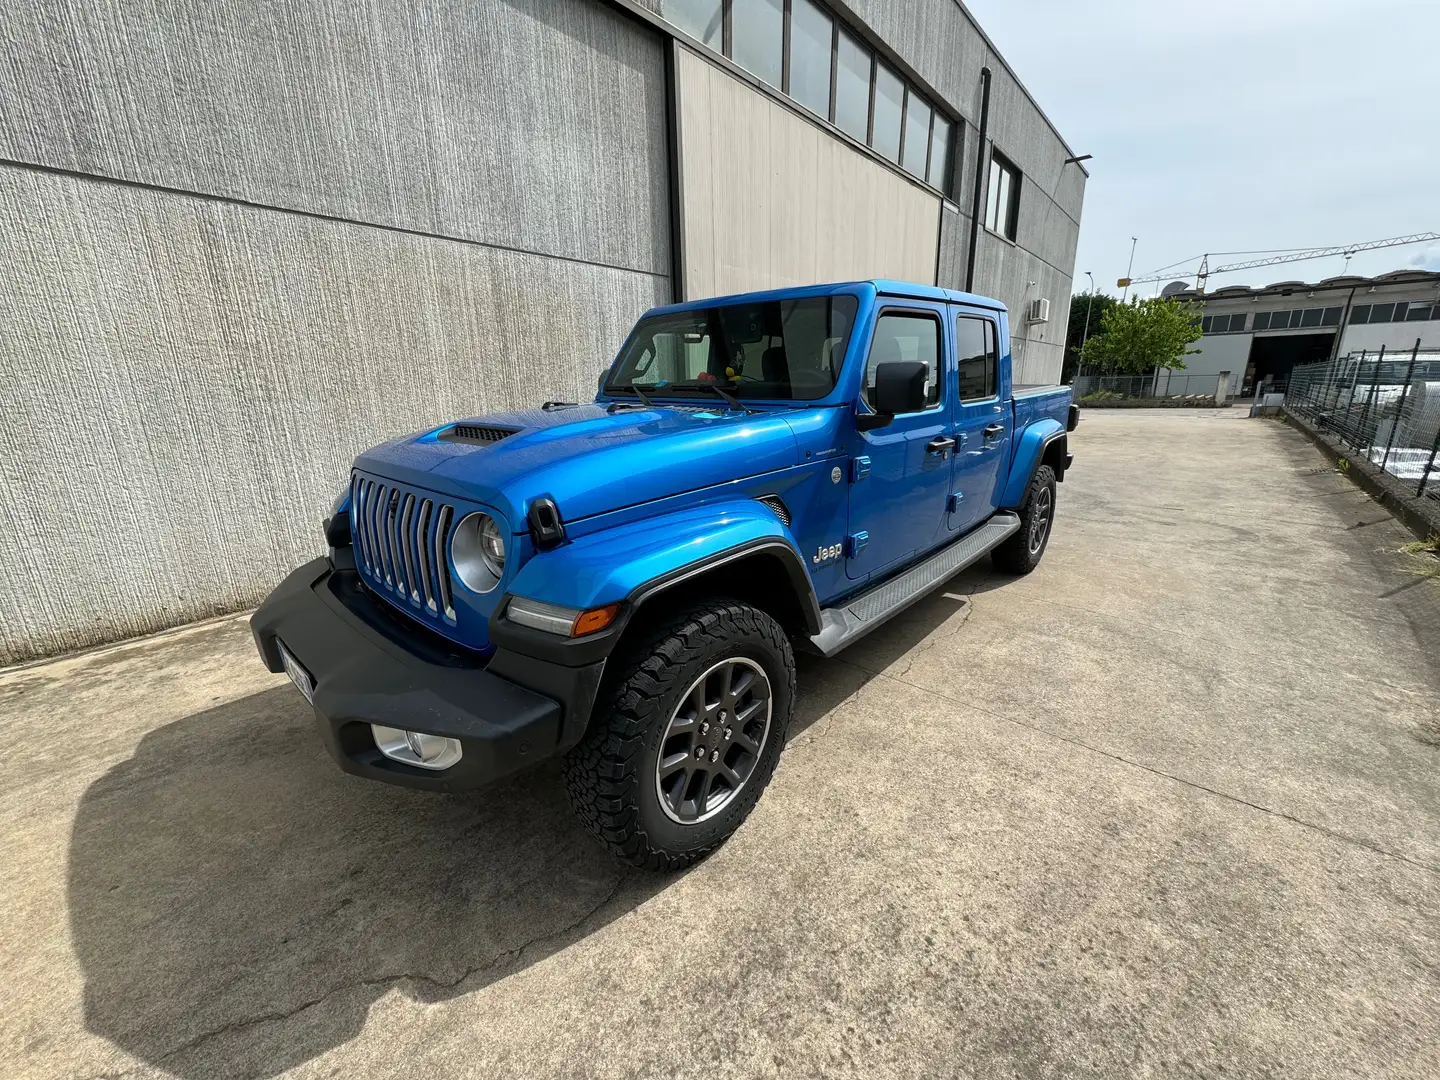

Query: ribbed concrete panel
[[677, 48, 940, 297], [0, 0, 671, 275], [0, 167, 667, 664]]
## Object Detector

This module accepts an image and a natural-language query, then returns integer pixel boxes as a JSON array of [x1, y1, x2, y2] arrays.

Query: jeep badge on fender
[[251, 280, 1075, 870]]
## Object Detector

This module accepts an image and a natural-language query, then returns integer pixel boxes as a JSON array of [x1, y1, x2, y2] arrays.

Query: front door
[[845, 303, 956, 581], [947, 309, 1010, 533]]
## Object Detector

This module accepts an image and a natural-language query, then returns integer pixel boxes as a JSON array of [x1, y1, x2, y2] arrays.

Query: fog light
[[371, 724, 463, 770]]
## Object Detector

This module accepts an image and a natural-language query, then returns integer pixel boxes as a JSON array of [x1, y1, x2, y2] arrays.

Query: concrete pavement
[[3, 409, 1439, 1079]]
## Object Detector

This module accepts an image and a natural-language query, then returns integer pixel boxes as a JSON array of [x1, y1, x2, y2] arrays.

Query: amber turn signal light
[[571, 603, 620, 637]]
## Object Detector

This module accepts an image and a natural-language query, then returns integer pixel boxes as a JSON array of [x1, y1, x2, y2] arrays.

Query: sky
[[962, 0, 1440, 296]]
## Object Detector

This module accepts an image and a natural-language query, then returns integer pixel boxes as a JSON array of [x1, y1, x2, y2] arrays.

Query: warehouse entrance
[[1243, 333, 1335, 394]]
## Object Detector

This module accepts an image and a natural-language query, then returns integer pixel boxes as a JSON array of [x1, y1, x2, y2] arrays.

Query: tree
[[1064, 290, 1118, 381], [1078, 296, 1202, 375]]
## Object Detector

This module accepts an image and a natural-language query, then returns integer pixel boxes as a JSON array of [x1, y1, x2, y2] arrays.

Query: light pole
[[1121, 237, 1137, 302]]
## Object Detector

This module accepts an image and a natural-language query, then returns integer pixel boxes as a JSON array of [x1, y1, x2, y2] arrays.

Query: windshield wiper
[[606, 384, 655, 410], [674, 381, 759, 414]]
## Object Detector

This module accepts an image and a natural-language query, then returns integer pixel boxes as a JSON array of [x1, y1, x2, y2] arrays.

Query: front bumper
[[251, 558, 605, 792]]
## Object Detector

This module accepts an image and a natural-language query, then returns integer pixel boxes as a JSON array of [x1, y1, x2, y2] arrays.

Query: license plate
[[277, 641, 315, 704]]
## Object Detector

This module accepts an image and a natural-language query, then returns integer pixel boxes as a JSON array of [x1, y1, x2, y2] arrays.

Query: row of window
[[668, 0, 956, 193], [1253, 307, 1343, 331], [1203, 302, 1440, 337], [1351, 301, 1438, 324]]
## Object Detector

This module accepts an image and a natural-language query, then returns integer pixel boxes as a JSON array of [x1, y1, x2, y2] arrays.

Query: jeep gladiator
[[253, 280, 1077, 868]]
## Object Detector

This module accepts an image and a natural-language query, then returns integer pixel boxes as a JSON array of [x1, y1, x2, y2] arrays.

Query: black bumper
[[250, 558, 605, 792]]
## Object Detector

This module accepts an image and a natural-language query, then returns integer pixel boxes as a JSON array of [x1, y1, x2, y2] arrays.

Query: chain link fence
[[1284, 343, 1440, 501], [1073, 372, 1227, 406]]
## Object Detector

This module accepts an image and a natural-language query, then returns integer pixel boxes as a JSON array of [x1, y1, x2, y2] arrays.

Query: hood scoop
[[439, 423, 519, 446]]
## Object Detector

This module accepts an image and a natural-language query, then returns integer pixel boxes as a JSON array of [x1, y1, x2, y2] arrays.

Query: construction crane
[[1123, 232, 1440, 291]]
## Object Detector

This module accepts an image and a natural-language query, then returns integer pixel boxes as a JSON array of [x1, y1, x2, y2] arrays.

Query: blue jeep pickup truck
[[253, 279, 1076, 868]]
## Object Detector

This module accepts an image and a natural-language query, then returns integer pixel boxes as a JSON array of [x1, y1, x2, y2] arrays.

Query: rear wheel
[[562, 598, 795, 870], [992, 464, 1056, 575]]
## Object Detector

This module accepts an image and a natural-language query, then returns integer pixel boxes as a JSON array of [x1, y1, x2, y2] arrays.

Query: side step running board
[[807, 513, 1021, 658]]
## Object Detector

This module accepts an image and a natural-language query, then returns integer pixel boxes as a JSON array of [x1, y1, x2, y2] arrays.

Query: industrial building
[[0, 0, 1086, 664], [1167, 270, 1440, 396]]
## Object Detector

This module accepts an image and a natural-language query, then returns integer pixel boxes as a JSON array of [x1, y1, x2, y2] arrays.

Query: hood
[[353, 403, 806, 528]]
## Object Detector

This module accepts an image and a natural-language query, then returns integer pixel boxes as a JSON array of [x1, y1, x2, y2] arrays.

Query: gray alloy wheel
[[654, 657, 773, 824], [1028, 484, 1053, 555]]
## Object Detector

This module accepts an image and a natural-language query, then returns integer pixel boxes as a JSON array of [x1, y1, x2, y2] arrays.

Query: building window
[[928, 116, 954, 195], [1321, 307, 1342, 326], [669, 0, 724, 49], [1408, 303, 1435, 321], [832, 27, 871, 141], [1350, 305, 1371, 324], [985, 151, 1020, 240], [1369, 303, 1395, 323], [668, 0, 958, 196], [901, 90, 931, 178], [1300, 307, 1323, 328], [731, 0, 783, 87], [787, 0, 832, 117], [871, 63, 904, 163], [956, 316, 997, 401]]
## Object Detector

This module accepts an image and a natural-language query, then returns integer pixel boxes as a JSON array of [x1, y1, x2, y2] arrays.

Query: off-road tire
[[562, 598, 795, 871], [992, 464, 1056, 575]]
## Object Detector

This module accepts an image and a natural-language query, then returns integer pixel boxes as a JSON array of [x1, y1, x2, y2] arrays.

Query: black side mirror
[[857, 361, 928, 431]]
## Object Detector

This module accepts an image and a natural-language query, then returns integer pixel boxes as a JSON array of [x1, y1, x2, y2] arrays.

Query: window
[[928, 116, 953, 194], [871, 63, 904, 162], [1201, 315, 1214, 334], [985, 152, 1020, 240], [731, 0, 783, 87], [668, 0, 724, 48], [1253, 312, 1271, 331], [901, 91, 930, 178], [956, 316, 997, 401], [1229, 313, 1247, 332], [788, 0, 832, 117], [833, 28, 871, 141], [609, 295, 859, 401], [669, 1, 956, 196], [1300, 307, 1323, 328], [866, 311, 941, 410], [1370, 303, 1395, 323], [1350, 305, 1371, 324], [1321, 307, 1342, 326], [1408, 303, 1435, 322]]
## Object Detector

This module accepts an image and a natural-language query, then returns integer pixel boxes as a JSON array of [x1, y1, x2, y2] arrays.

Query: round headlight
[[451, 512, 506, 594]]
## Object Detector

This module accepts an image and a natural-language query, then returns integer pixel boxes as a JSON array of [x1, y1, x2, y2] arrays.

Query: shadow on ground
[[67, 579, 982, 1078]]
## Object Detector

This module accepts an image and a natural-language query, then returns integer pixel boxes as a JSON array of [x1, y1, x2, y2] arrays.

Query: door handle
[[983, 424, 1005, 440], [926, 437, 956, 455]]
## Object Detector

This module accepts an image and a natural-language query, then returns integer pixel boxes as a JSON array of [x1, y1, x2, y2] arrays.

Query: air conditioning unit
[[1027, 297, 1051, 324]]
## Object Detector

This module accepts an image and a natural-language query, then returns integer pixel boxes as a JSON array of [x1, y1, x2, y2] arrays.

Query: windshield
[[606, 294, 860, 401]]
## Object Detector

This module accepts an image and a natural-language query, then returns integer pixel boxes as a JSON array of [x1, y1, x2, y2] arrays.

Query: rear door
[[946, 308, 1010, 533], [845, 301, 955, 580]]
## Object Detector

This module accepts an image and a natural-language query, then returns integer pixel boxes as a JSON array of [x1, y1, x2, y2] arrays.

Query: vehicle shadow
[[67, 570, 992, 1078]]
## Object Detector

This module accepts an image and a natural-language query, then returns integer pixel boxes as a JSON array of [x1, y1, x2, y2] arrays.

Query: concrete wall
[[1340, 320, 1440, 355], [0, 0, 671, 665], [1163, 334, 1254, 396], [674, 47, 940, 297]]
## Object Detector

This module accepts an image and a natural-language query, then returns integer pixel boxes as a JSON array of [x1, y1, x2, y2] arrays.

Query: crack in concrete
[[879, 672, 1440, 876], [87, 873, 629, 1077]]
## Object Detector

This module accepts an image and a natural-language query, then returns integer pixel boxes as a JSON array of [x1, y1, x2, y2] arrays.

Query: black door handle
[[983, 423, 1005, 439], [926, 437, 956, 455]]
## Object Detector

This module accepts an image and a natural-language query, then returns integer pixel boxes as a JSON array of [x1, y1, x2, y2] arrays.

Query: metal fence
[[1284, 342, 1440, 500], [1073, 372, 1225, 404]]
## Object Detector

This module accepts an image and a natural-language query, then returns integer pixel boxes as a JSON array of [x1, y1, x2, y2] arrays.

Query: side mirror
[[857, 361, 928, 431]]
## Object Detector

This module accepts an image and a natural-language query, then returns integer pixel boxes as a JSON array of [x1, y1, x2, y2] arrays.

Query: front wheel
[[992, 464, 1056, 575], [562, 599, 795, 871]]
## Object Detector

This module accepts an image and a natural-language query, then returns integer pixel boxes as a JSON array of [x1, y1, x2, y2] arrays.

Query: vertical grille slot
[[348, 472, 459, 624]]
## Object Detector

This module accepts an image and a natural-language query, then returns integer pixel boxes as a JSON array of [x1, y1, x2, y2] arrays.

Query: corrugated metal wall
[[0, 0, 672, 664]]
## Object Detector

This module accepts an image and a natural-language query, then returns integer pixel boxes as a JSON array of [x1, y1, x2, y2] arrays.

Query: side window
[[956, 315, 997, 401], [866, 312, 941, 410]]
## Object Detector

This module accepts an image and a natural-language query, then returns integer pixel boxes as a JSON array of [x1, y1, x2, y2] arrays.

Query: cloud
[[1410, 247, 1440, 272]]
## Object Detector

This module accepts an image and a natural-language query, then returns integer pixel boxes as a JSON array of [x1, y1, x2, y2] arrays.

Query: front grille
[[441, 424, 517, 444], [350, 475, 457, 622]]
